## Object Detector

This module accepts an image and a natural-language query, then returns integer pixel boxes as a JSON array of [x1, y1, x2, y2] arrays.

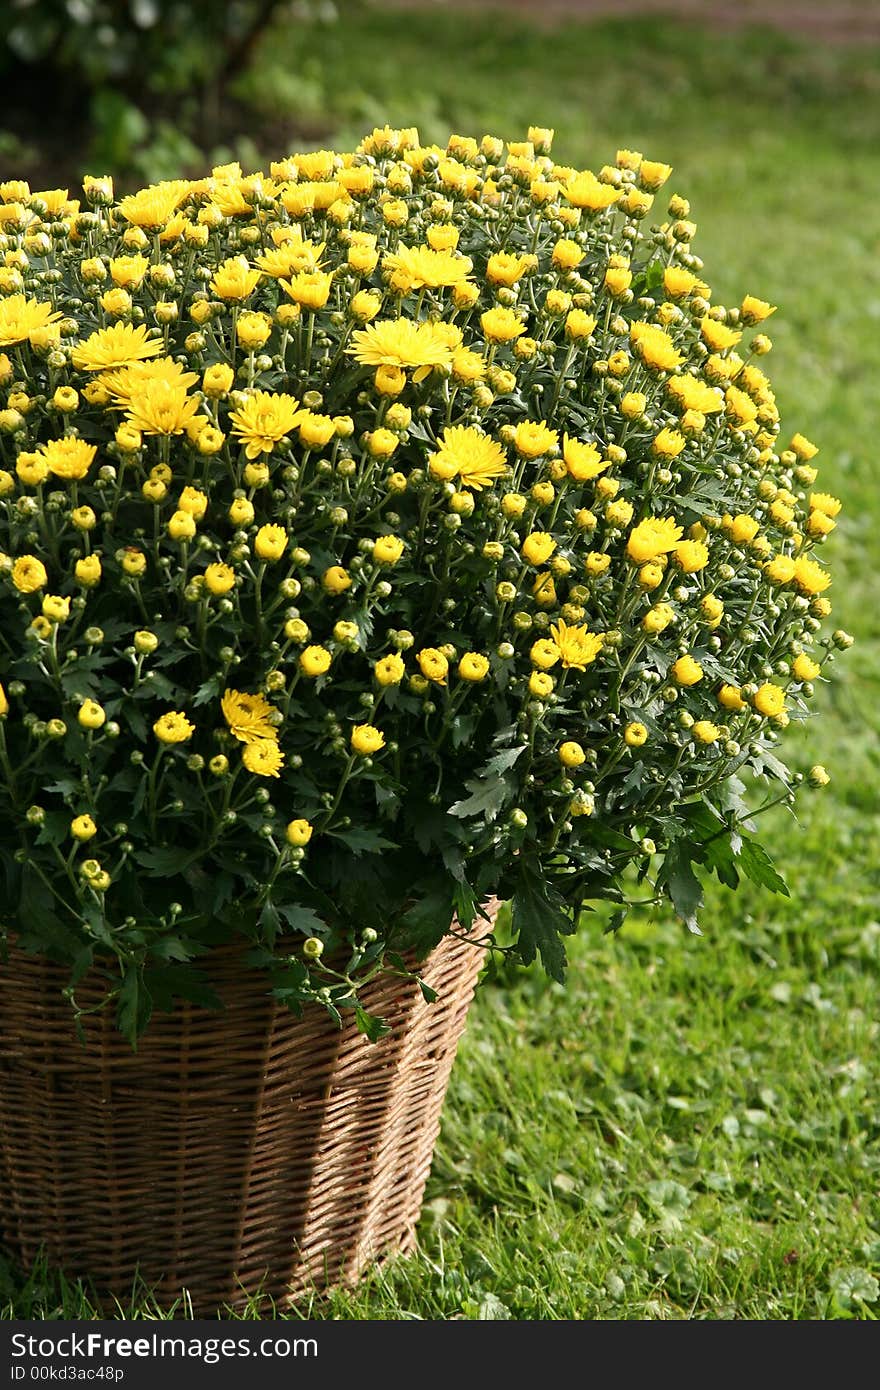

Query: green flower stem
[[255, 843, 290, 908], [592, 742, 628, 787], [49, 842, 87, 902], [145, 746, 166, 838], [613, 631, 650, 705], [0, 722, 17, 799], [303, 310, 316, 375], [430, 681, 471, 750], [323, 320, 355, 380], [316, 751, 357, 832], [25, 855, 81, 929], [548, 343, 575, 416]]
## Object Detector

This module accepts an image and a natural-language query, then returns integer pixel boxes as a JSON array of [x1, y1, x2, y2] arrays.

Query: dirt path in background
[[373, 0, 880, 43]]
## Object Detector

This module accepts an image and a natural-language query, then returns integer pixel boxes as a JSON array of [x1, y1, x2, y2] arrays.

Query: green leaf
[[326, 826, 398, 855], [659, 841, 704, 933], [17, 867, 79, 955], [510, 860, 574, 983], [116, 968, 152, 1048], [192, 674, 223, 707], [144, 964, 222, 1014], [603, 908, 627, 936], [401, 885, 454, 956], [276, 902, 328, 937], [481, 743, 527, 777], [407, 802, 461, 855], [748, 746, 792, 785], [70, 945, 95, 985], [133, 845, 197, 875], [35, 810, 71, 848], [448, 772, 512, 823], [354, 1004, 391, 1043], [736, 836, 790, 896], [259, 900, 281, 945], [633, 258, 665, 293], [81, 903, 115, 948], [418, 979, 439, 1004], [124, 702, 148, 741], [450, 713, 478, 749], [133, 671, 176, 701], [703, 834, 740, 890], [829, 1266, 879, 1309], [149, 936, 196, 962], [374, 782, 400, 818], [452, 878, 477, 931], [43, 778, 80, 798], [60, 666, 101, 700]]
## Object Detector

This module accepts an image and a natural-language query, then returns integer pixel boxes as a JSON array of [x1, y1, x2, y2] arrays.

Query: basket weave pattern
[[0, 903, 496, 1310]]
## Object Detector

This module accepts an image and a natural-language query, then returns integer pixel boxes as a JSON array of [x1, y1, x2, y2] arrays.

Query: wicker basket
[[0, 902, 496, 1311]]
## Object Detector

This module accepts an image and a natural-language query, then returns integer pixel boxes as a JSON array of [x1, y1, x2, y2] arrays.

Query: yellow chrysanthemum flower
[[458, 653, 490, 682], [103, 357, 199, 409], [521, 532, 556, 566], [793, 654, 821, 682], [672, 655, 704, 686], [242, 739, 285, 778], [125, 380, 203, 436], [700, 316, 742, 353], [674, 540, 709, 573], [809, 492, 841, 518], [153, 711, 195, 744], [790, 433, 819, 461], [429, 426, 507, 491], [117, 180, 190, 229], [210, 255, 262, 301], [351, 724, 386, 755], [417, 648, 449, 685], [741, 295, 776, 325], [626, 517, 683, 564], [753, 683, 786, 717], [40, 438, 97, 481], [485, 251, 533, 286], [348, 319, 455, 371], [666, 375, 723, 414], [512, 419, 557, 459], [0, 294, 63, 348], [254, 524, 289, 561], [256, 239, 326, 278], [630, 321, 683, 372], [663, 266, 704, 299], [549, 619, 604, 671], [204, 563, 235, 595], [562, 436, 608, 481], [221, 689, 278, 745], [71, 322, 164, 372], [281, 270, 334, 311], [383, 243, 473, 293], [718, 684, 747, 712], [229, 391, 302, 459], [11, 555, 48, 593], [480, 307, 528, 344], [793, 555, 831, 594], [108, 255, 149, 289], [557, 740, 585, 768], [374, 653, 405, 687], [564, 171, 621, 211]]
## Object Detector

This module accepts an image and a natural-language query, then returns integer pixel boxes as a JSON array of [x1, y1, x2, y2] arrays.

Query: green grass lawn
[[3, 6, 879, 1321]]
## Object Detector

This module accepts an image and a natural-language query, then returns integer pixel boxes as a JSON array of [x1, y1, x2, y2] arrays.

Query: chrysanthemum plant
[[0, 130, 851, 1044]]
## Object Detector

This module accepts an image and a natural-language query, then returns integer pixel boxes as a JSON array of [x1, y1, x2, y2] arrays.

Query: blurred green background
[[2, 0, 879, 1321]]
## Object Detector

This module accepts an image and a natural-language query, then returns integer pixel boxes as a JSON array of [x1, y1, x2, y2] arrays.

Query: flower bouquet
[[0, 126, 850, 1302]]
